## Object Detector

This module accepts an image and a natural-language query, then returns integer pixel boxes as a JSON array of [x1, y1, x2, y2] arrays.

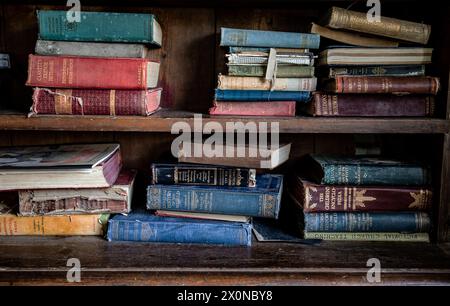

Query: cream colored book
[[218, 75, 317, 91]]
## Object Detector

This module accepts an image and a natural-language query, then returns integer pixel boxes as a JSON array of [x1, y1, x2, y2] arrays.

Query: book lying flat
[[107, 211, 252, 246], [226, 53, 314, 66], [209, 101, 296, 117], [324, 65, 425, 78], [319, 47, 433, 66], [155, 210, 250, 223], [304, 232, 430, 242], [215, 89, 311, 102], [218, 75, 317, 91], [228, 65, 315, 78], [18, 169, 136, 216], [0, 143, 121, 190]]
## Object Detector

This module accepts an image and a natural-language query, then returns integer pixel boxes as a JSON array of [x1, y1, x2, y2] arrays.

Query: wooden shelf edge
[[0, 114, 448, 134]]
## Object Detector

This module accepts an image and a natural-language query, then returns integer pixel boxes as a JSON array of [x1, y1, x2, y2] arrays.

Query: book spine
[[107, 218, 252, 246], [151, 165, 256, 187], [147, 185, 281, 218], [31, 88, 161, 116], [334, 76, 439, 95], [220, 27, 320, 48], [218, 75, 317, 91], [309, 93, 434, 117], [26, 55, 151, 89], [228, 65, 315, 77], [0, 214, 108, 235], [37, 10, 159, 44], [328, 65, 426, 77], [322, 163, 430, 186], [35, 40, 147, 58], [327, 7, 431, 44], [304, 232, 430, 242], [304, 212, 430, 232], [210, 101, 296, 117], [300, 182, 433, 212], [215, 89, 311, 102]]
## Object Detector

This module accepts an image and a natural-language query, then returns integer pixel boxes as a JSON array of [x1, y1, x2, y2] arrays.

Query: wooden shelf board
[[0, 111, 448, 134], [1, 237, 450, 285]]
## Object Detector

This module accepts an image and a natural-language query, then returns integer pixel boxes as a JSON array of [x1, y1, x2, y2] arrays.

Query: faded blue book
[[220, 28, 320, 49], [147, 174, 283, 218], [304, 212, 430, 233], [107, 211, 252, 246], [37, 10, 162, 45], [306, 155, 431, 186], [215, 89, 311, 102]]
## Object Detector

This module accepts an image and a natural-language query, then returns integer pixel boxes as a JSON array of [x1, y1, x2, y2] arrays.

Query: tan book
[[310, 23, 399, 47], [304, 232, 430, 242], [218, 75, 317, 91], [322, 6, 431, 44]]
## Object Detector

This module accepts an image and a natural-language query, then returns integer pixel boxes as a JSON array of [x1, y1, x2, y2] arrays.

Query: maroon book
[[209, 101, 296, 117], [31, 87, 161, 116], [289, 176, 432, 212], [307, 92, 434, 117]]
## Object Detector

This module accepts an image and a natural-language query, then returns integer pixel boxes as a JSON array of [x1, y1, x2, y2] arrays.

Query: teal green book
[[37, 10, 162, 46]]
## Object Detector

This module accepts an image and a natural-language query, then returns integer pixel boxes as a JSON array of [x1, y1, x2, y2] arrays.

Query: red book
[[31, 87, 162, 116], [289, 176, 433, 212], [209, 101, 296, 117], [26, 55, 160, 89]]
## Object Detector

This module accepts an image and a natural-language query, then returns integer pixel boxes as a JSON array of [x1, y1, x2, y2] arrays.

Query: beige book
[[218, 75, 317, 91]]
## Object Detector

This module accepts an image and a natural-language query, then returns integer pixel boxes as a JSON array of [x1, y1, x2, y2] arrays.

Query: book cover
[[326, 65, 426, 78], [210, 101, 296, 117], [323, 6, 431, 44], [107, 211, 252, 246], [229, 47, 309, 54], [305, 155, 431, 186], [35, 40, 150, 58], [147, 174, 283, 218], [304, 232, 430, 242], [290, 177, 433, 212], [220, 27, 320, 49], [31, 88, 162, 116], [26, 55, 160, 89], [306, 92, 434, 117], [18, 169, 136, 216], [218, 75, 317, 91], [304, 212, 431, 233], [151, 163, 256, 187], [226, 54, 313, 66], [37, 10, 162, 45], [155, 210, 251, 223], [228, 65, 315, 78], [215, 89, 311, 102]]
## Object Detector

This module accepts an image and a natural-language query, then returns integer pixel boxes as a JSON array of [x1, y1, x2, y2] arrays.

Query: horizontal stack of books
[[305, 6, 438, 117], [26, 10, 162, 116], [0, 143, 135, 236], [210, 27, 320, 117], [288, 155, 432, 242]]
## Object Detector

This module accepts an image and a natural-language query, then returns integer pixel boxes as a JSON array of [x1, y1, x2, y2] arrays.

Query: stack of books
[[25, 10, 162, 116], [288, 155, 432, 242], [210, 28, 320, 117], [0, 143, 135, 237], [306, 6, 438, 117]]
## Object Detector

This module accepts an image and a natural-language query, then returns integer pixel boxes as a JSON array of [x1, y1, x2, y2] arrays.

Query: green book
[[228, 65, 315, 78]]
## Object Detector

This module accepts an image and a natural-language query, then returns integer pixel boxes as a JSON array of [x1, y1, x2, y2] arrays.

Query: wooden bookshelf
[[1, 0, 450, 285]]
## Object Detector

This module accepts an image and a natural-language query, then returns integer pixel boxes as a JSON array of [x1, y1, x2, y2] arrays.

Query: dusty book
[[209, 101, 296, 117], [218, 75, 317, 91]]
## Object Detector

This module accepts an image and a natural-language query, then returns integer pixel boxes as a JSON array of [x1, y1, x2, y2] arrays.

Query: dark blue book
[[304, 212, 430, 233], [107, 211, 252, 246], [215, 89, 311, 102], [147, 174, 283, 218]]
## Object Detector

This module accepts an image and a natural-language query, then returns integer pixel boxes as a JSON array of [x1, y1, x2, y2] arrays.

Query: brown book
[[18, 169, 136, 216], [322, 6, 431, 44], [324, 76, 439, 95], [307, 92, 434, 117], [290, 176, 433, 213], [310, 23, 399, 47]]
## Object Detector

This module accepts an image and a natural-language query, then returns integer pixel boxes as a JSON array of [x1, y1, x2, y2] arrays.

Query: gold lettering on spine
[[343, 186, 348, 210], [54, 89, 73, 114], [109, 90, 116, 116], [332, 95, 338, 115], [62, 59, 68, 84]]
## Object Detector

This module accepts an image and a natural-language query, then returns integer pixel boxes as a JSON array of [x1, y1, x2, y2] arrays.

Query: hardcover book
[[228, 65, 315, 78], [18, 169, 136, 216], [155, 210, 250, 223], [290, 176, 433, 212], [215, 89, 311, 102], [303, 155, 431, 186], [226, 53, 314, 66], [26, 55, 160, 89], [306, 92, 434, 117], [304, 232, 430, 242], [107, 212, 252, 246], [151, 163, 256, 187], [325, 65, 426, 78], [322, 6, 431, 44], [218, 75, 317, 91], [147, 174, 283, 218], [37, 10, 162, 46], [220, 27, 320, 49], [0, 143, 121, 190], [209, 101, 296, 117], [31, 87, 162, 116], [229, 47, 309, 54], [35, 40, 151, 58]]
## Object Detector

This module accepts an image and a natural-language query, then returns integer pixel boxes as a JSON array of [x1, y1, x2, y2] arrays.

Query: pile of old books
[[287, 155, 432, 242], [306, 6, 438, 117], [210, 27, 320, 117], [26, 10, 162, 116], [0, 143, 135, 237]]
